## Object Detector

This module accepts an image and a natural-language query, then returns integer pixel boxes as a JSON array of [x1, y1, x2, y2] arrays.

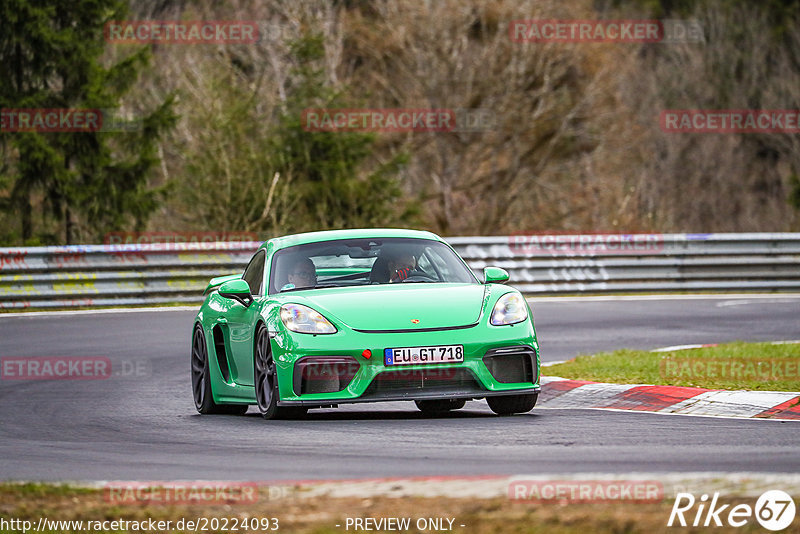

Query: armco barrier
[[0, 233, 798, 309]]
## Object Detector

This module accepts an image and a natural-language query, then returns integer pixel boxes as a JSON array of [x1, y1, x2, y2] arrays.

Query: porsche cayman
[[191, 229, 541, 419]]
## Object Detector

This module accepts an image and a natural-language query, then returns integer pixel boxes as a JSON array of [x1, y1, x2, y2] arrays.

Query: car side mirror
[[218, 279, 253, 307], [483, 266, 509, 284]]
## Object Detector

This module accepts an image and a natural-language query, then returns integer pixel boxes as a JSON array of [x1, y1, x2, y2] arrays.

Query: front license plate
[[384, 345, 464, 366]]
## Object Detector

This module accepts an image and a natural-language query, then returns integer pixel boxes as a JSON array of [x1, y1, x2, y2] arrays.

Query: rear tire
[[487, 393, 538, 415], [191, 324, 248, 415], [415, 398, 467, 415], [254, 324, 307, 420]]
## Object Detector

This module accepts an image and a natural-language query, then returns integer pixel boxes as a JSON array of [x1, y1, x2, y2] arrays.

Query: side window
[[242, 251, 265, 296]]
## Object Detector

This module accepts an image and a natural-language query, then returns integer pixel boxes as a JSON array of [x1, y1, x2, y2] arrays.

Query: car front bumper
[[270, 321, 541, 407]]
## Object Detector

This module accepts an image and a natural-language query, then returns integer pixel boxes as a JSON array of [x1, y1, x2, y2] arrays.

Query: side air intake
[[212, 325, 232, 383]]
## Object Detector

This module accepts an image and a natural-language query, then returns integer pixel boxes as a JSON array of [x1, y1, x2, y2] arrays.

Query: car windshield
[[268, 237, 478, 294]]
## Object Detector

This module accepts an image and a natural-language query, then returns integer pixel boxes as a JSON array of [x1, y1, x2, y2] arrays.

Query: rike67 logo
[[668, 490, 796, 531]]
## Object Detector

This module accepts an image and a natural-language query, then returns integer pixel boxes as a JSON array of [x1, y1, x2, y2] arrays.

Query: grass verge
[[545, 341, 800, 391], [1, 483, 795, 534]]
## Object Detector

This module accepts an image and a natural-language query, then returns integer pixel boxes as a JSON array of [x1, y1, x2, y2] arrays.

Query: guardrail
[[0, 233, 798, 309]]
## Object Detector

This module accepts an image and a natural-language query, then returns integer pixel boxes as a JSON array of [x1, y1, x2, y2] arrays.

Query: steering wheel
[[400, 271, 437, 283]]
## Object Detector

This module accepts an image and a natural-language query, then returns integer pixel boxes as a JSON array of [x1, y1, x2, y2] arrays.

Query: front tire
[[487, 393, 538, 415], [415, 398, 467, 415], [254, 325, 307, 420], [191, 324, 248, 415]]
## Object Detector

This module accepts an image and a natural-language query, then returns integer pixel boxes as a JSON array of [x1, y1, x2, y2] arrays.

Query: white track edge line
[[527, 293, 800, 302], [0, 306, 198, 318], [535, 405, 800, 421], [2, 293, 799, 317]]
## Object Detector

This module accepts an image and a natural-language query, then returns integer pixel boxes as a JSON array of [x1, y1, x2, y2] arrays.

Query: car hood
[[291, 283, 488, 331]]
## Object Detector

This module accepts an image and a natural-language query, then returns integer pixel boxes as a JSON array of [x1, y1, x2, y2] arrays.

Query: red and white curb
[[539, 340, 800, 419], [539, 377, 800, 420]]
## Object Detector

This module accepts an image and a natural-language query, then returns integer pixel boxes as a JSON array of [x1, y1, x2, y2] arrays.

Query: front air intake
[[482, 346, 538, 384], [293, 356, 360, 395], [360, 368, 482, 399]]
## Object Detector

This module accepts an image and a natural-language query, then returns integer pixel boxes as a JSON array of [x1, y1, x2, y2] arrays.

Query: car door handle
[[218, 317, 227, 324]]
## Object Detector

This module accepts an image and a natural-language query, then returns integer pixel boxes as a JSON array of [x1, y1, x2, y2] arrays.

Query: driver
[[387, 252, 417, 283]]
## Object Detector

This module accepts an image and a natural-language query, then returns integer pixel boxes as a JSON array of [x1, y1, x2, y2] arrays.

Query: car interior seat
[[369, 256, 390, 283]]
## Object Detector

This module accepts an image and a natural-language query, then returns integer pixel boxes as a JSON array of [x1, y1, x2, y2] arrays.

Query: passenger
[[283, 257, 317, 290]]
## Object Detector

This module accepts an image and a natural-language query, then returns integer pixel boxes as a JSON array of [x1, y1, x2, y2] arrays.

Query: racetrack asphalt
[[0, 295, 798, 481]]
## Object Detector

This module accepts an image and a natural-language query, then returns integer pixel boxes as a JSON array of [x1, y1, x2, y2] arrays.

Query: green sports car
[[191, 228, 541, 419]]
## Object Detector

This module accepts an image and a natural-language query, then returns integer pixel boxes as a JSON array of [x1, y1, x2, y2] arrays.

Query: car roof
[[260, 228, 443, 251]]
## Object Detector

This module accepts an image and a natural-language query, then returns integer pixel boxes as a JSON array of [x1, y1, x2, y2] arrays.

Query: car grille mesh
[[362, 368, 480, 397]]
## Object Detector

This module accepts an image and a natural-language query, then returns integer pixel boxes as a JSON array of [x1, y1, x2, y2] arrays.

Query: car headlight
[[280, 304, 337, 334], [490, 293, 528, 326]]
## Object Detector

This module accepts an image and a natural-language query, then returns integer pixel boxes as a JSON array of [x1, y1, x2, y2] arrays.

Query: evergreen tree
[[0, 0, 175, 244], [272, 34, 411, 232], [179, 33, 412, 235]]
